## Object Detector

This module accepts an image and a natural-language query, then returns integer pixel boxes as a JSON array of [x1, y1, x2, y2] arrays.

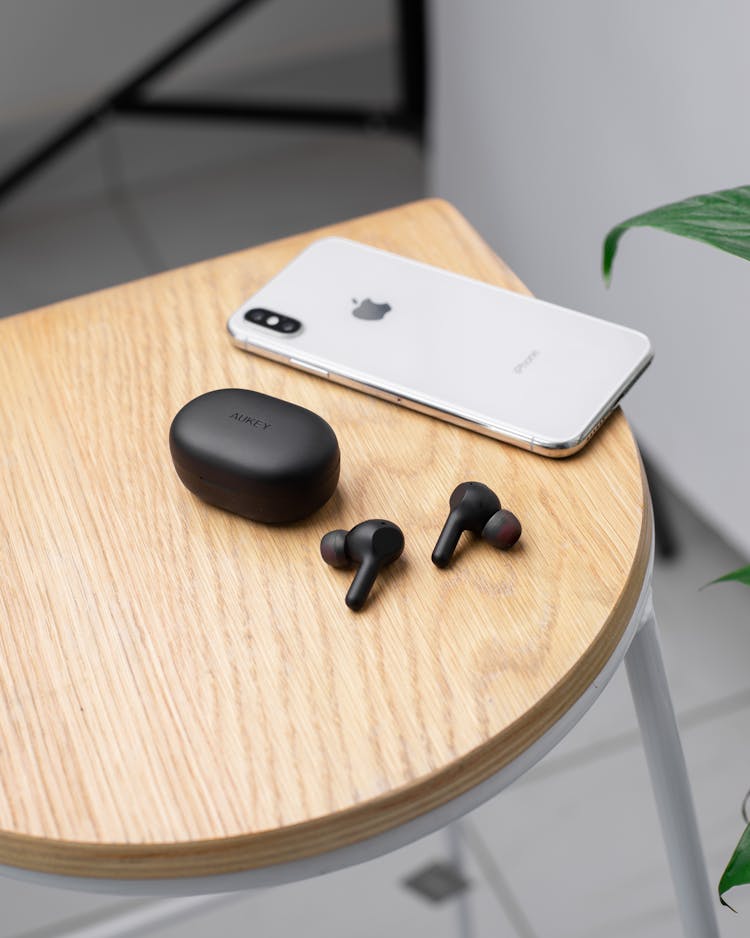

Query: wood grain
[[0, 199, 651, 878]]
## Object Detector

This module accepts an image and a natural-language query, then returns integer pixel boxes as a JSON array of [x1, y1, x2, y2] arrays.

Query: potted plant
[[603, 184, 750, 910]]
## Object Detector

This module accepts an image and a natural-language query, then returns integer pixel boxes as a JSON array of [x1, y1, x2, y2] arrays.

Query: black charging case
[[169, 389, 340, 523]]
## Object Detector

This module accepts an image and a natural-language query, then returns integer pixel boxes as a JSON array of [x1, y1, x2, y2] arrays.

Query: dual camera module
[[244, 308, 301, 335]]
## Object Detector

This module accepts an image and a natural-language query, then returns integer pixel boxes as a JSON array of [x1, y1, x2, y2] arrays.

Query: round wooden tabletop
[[0, 199, 650, 880]]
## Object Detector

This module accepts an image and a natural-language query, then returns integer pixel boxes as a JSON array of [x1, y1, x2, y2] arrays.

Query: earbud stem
[[431, 514, 464, 568], [346, 555, 381, 611]]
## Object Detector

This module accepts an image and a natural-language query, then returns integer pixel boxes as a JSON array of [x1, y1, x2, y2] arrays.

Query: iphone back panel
[[227, 237, 652, 456]]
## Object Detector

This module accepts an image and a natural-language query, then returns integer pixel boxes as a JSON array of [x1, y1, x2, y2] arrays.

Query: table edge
[[0, 458, 652, 879]]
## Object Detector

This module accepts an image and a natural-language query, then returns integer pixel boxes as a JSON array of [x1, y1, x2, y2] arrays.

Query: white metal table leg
[[446, 824, 474, 938], [19, 894, 243, 938], [625, 594, 720, 938]]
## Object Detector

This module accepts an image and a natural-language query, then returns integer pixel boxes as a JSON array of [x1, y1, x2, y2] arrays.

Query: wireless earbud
[[321, 520, 405, 611], [431, 482, 521, 568]]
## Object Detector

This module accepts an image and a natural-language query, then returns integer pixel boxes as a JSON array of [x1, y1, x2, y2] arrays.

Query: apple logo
[[352, 297, 392, 321]]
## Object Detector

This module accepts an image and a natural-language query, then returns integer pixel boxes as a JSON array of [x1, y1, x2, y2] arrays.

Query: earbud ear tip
[[320, 529, 350, 567], [482, 510, 522, 550]]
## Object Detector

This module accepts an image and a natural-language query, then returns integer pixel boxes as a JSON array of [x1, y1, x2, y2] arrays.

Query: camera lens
[[244, 308, 300, 334]]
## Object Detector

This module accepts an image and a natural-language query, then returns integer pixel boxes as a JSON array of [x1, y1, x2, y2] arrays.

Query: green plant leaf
[[602, 184, 750, 284], [720, 823, 750, 910], [703, 565, 750, 588]]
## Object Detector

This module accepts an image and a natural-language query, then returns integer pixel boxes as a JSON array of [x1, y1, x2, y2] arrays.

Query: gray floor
[[2, 96, 750, 938]]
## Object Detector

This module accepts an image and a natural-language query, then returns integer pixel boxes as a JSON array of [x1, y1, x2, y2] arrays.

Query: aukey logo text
[[228, 412, 271, 430]]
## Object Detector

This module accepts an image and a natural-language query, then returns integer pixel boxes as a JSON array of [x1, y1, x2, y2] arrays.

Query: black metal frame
[[640, 450, 679, 560], [0, 0, 426, 205]]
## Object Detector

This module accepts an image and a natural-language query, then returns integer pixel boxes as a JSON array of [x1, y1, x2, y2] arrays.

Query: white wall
[[431, 0, 750, 557]]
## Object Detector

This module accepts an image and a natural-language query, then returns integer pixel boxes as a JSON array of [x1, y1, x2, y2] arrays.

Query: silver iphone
[[227, 237, 652, 456]]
